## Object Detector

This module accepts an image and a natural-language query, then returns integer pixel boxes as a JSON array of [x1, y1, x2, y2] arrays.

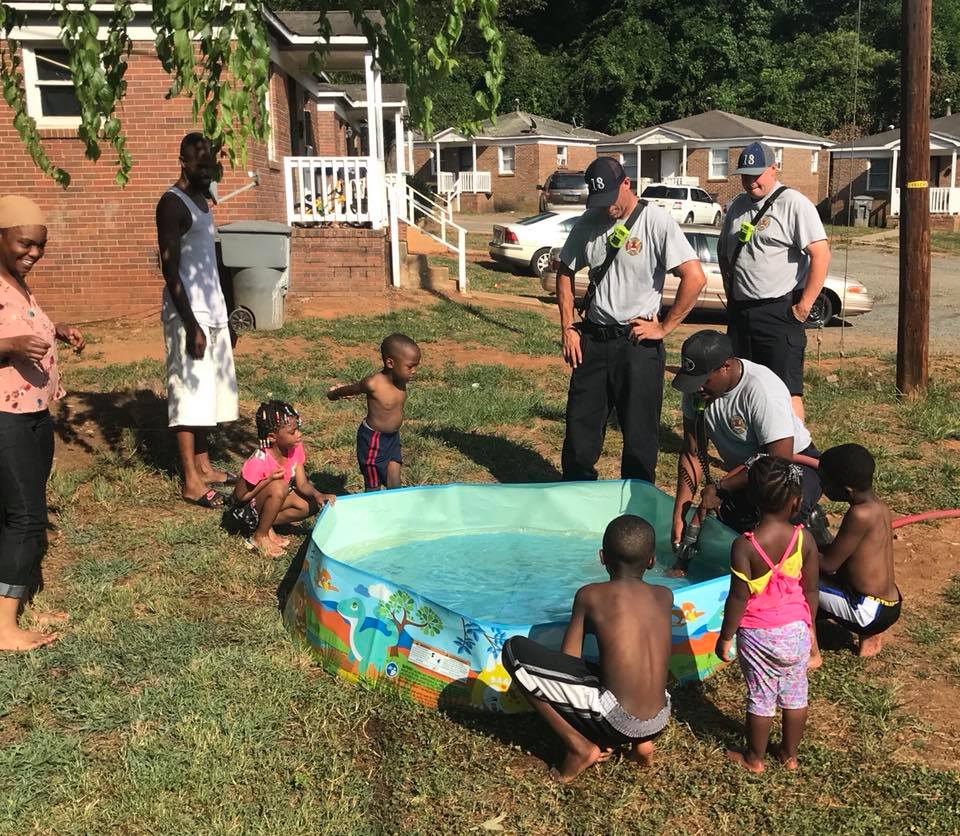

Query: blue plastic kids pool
[[282, 480, 736, 712]]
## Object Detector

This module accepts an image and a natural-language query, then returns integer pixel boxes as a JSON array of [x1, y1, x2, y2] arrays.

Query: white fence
[[284, 156, 376, 224], [458, 171, 492, 193], [890, 186, 960, 216]]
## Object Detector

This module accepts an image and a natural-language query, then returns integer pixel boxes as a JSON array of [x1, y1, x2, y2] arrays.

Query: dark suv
[[538, 171, 588, 211]]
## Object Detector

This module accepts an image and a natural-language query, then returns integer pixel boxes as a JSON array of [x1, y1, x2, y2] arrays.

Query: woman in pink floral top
[[0, 196, 84, 651]]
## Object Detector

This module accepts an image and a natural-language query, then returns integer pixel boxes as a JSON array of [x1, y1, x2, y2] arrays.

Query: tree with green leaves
[[378, 590, 443, 656], [0, 0, 503, 187]]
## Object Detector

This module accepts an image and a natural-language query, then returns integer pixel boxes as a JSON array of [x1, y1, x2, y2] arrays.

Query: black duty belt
[[728, 291, 794, 310], [575, 321, 632, 341]]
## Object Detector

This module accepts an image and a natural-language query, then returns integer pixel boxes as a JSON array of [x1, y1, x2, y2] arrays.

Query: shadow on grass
[[424, 287, 523, 334], [424, 427, 561, 482], [277, 535, 311, 613], [437, 699, 562, 766], [814, 617, 859, 654], [55, 390, 255, 476]]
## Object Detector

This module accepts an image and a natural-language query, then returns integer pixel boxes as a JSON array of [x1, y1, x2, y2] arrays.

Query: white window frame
[[708, 147, 728, 179], [556, 144, 568, 167], [498, 145, 516, 175], [774, 146, 784, 171], [21, 44, 82, 128], [265, 70, 278, 162], [811, 150, 819, 174], [866, 157, 891, 192]]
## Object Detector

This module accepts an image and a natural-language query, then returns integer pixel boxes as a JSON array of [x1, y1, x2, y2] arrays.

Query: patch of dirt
[[875, 519, 960, 768]]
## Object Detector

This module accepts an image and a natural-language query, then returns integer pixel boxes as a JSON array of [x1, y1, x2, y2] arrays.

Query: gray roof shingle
[[602, 110, 830, 145], [272, 10, 384, 37], [842, 113, 960, 149]]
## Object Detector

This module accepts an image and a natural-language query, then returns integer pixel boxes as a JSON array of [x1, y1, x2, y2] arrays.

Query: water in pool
[[345, 530, 710, 624]]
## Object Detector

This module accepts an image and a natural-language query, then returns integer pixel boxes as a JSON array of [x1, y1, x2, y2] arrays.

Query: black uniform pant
[[561, 330, 664, 483], [727, 292, 806, 396]]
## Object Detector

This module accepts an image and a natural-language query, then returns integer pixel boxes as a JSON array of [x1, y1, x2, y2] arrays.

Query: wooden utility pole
[[897, 0, 932, 395]]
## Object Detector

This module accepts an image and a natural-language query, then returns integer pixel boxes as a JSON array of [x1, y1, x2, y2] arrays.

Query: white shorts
[[163, 306, 239, 428]]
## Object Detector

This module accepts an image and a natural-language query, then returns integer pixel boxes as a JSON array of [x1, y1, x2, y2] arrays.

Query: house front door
[[660, 149, 681, 180]]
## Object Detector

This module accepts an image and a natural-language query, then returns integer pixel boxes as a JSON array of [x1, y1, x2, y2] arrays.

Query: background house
[[828, 115, 960, 229], [596, 110, 833, 211], [412, 110, 608, 212], [2, 7, 406, 322]]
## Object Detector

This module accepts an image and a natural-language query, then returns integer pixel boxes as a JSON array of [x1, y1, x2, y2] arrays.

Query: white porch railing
[[436, 171, 456, 193], [890, 186, 960, 216], [391, 180, 466, 292], [284, 156, 380, 225], [458, 171, 492, 193]]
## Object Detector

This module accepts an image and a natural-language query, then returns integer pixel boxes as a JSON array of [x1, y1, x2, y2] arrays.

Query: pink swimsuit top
[[735, 525, 812, 630]]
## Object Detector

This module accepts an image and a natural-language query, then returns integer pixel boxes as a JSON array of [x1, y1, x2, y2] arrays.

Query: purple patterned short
[[737, 621, 811, 717]]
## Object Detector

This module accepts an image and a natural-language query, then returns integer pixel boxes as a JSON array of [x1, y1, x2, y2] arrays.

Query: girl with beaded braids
[[231, 400, 336, 557], [715, 456, 821, 773]]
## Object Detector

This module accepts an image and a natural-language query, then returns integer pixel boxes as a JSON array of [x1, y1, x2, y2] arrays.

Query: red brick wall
[[290, 226, 387, 296], [1, 42, 386, 322]]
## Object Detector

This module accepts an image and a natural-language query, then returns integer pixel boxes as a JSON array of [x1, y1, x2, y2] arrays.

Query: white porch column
[[891, 147, 899, 215], [363, 51, 383, 228], [472, 140, 477, 173], [636, 145, 641, 186], [681, 143, 688, 177], [435, 139, 441, 192], [952, 148, 957, 188], [394, 111, 403, 179], [408, 130, 414, 174], [373, 64, 385, 162]]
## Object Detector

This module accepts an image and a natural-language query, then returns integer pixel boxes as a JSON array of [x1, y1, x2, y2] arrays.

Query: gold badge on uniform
[[625, 237, 643, 255], [729, 415, 746, 434], [756, 217, 771, 231]]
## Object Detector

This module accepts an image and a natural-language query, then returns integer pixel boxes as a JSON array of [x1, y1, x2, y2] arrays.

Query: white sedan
[[640, 184, 723, 226], [488, 210, 583, 278]]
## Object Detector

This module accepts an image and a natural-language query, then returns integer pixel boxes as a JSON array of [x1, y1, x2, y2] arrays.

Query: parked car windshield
[[516, 212, 558, 225], [642, 186, 687, 200], [549, 174, 585, 190]]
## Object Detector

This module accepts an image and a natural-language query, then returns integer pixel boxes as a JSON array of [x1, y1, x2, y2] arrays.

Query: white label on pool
[[408, 641, 471, 681]]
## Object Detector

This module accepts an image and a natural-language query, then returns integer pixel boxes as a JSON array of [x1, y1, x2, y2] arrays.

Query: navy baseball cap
[[671, 330, 734, 393], [733, 141, 776, 175], [584, 157, 626, 207]]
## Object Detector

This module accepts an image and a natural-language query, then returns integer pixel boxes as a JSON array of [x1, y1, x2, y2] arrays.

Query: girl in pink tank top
[[715, 456, 821, 772]]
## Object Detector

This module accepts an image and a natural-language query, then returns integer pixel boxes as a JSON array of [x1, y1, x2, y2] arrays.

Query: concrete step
[[405, 224, 452, 256], [398, 244, 458, 291]]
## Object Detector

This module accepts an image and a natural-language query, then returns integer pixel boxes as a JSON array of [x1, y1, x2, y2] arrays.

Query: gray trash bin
[[217, 221, 292, 331], [852, 195, 873, 228]]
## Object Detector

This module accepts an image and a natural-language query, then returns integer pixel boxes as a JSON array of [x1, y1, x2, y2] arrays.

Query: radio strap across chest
[[575, 199, 647, 317], [724, 186, 788, 296]]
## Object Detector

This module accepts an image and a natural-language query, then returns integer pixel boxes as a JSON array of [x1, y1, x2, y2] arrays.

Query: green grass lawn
[[3, 297, 960, 834]]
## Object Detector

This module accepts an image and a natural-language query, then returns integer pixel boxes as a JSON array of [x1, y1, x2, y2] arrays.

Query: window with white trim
[[709, 147, 728, 179], [774, 146, 783, 171], [498, 145, 516, 175], [556, 145, 568, 167], [23, 45, 81, 124], [811, 150, 819, 174], [265, 71, 278, 162], [866, 157, 891, 191]]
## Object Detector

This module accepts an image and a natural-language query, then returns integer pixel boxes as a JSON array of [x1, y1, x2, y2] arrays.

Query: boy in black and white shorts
[[502, 515, 673, 783]]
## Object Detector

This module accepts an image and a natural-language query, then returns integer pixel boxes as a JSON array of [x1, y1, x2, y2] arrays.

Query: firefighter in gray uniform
[[718, 142, 830, 420], [557, 157, 706, 483]]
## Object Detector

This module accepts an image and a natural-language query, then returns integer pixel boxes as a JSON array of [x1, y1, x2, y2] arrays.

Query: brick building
[[2, 6, 405, 322], [597, 110, 832, 213], [828, 114, 960, 229], [412, 111, 608, 213]]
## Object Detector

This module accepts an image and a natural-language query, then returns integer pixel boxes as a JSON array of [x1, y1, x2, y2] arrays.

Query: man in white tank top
[[156, 133, 239, 507]]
